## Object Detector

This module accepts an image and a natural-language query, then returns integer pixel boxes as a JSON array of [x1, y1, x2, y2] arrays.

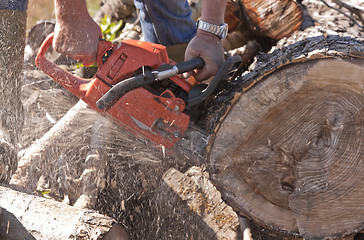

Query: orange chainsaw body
[[36, 33, 191, 148]]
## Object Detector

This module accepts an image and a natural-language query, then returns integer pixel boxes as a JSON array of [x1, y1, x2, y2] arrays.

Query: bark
[[163, 167, 240, 240]]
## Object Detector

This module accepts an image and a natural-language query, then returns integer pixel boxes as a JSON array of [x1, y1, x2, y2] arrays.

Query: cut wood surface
[[209, 56, 364, 237], [204, 2, 364, 239], [0, 185, 127, 240]]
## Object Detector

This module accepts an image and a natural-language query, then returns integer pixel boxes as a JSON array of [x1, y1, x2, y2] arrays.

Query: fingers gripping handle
[[154, 57, 204, 81], [176, 57, 205, 74], [188, 55, 242, 106]]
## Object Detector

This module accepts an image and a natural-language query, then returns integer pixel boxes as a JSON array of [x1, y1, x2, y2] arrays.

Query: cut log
[[207, 31, 364, 240], [10, 100, 112, 206], [204, 2, 364, 239], [0, 185, 127, 240]]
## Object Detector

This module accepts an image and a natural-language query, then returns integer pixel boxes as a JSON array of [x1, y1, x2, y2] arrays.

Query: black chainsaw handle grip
[[154, 57, 204, 81], [188, 55, 242, 106], [175, 57, 205, 74], [96, 71, 155, 110]]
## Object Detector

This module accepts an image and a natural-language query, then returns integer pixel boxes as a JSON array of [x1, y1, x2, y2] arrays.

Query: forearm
[[200, 0, 227, 25], [54, 0, 90, 22], [53, 0, 101, 66], [185, 0, 227, 81]]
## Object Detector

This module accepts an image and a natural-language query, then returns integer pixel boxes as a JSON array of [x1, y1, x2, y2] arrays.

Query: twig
[[114, 17, 140, 42], [239, 216, 254, 240], [331, 0, 364, 25], [320, 0, 364, 30]]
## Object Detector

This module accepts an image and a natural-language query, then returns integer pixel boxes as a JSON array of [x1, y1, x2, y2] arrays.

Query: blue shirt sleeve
[[0, 0, 29, 11]]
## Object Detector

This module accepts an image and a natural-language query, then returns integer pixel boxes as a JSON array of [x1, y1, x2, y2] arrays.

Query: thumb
[[78, 55, 95, 67]]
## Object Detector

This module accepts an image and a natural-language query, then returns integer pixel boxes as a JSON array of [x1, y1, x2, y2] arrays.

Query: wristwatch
[[196, 20, 228, 39]]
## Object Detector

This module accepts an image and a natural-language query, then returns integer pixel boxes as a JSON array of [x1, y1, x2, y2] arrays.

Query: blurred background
[[26, 0, 101, 30]]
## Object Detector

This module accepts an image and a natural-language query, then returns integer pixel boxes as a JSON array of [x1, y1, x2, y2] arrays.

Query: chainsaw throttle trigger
[[96, 70, 155, 110], [188, 55, 242, 106]]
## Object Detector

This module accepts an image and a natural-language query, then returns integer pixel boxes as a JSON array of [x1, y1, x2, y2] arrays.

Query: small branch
[[320, 0, 364, 30], [239, 216, 254, 240], [331, 0, 364, 25], [114, 17, 140, 41]]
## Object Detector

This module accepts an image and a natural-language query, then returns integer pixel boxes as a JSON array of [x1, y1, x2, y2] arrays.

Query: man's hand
[[53, 0, 102, 66], [185, 30, 225, 81], [185, 0, 227, 81]]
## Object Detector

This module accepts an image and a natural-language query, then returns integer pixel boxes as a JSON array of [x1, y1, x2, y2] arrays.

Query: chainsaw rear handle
[[35, 33, 112, 101], [188, 55, 242, 106], [96, 57, 205, 110], [35, 33, 90, 100]]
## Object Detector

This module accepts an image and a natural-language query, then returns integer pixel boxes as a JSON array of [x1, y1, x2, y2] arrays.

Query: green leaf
[[110, 20, 123, 35]]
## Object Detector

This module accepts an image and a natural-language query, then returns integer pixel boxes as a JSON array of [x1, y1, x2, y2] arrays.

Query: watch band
[[197, 20, 228, 39]]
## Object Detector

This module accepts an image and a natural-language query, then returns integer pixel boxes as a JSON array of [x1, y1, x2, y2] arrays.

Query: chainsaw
[[35, 33, 241, 148]]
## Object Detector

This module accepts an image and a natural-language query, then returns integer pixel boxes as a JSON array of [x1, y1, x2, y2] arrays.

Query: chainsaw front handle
[[154, 57, 205, 80], [177, 57, 205, 73]]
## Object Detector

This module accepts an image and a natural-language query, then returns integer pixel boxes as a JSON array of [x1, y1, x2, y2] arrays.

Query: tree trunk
[[0, 185, 127, 240], [223, 0, 303, 51]]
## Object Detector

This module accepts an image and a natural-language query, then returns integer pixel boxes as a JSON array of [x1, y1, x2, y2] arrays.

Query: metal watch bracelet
[[196, 20, 228, 39]]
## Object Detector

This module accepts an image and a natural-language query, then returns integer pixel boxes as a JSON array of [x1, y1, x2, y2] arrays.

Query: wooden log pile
[[1, 0, 364, 239]]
